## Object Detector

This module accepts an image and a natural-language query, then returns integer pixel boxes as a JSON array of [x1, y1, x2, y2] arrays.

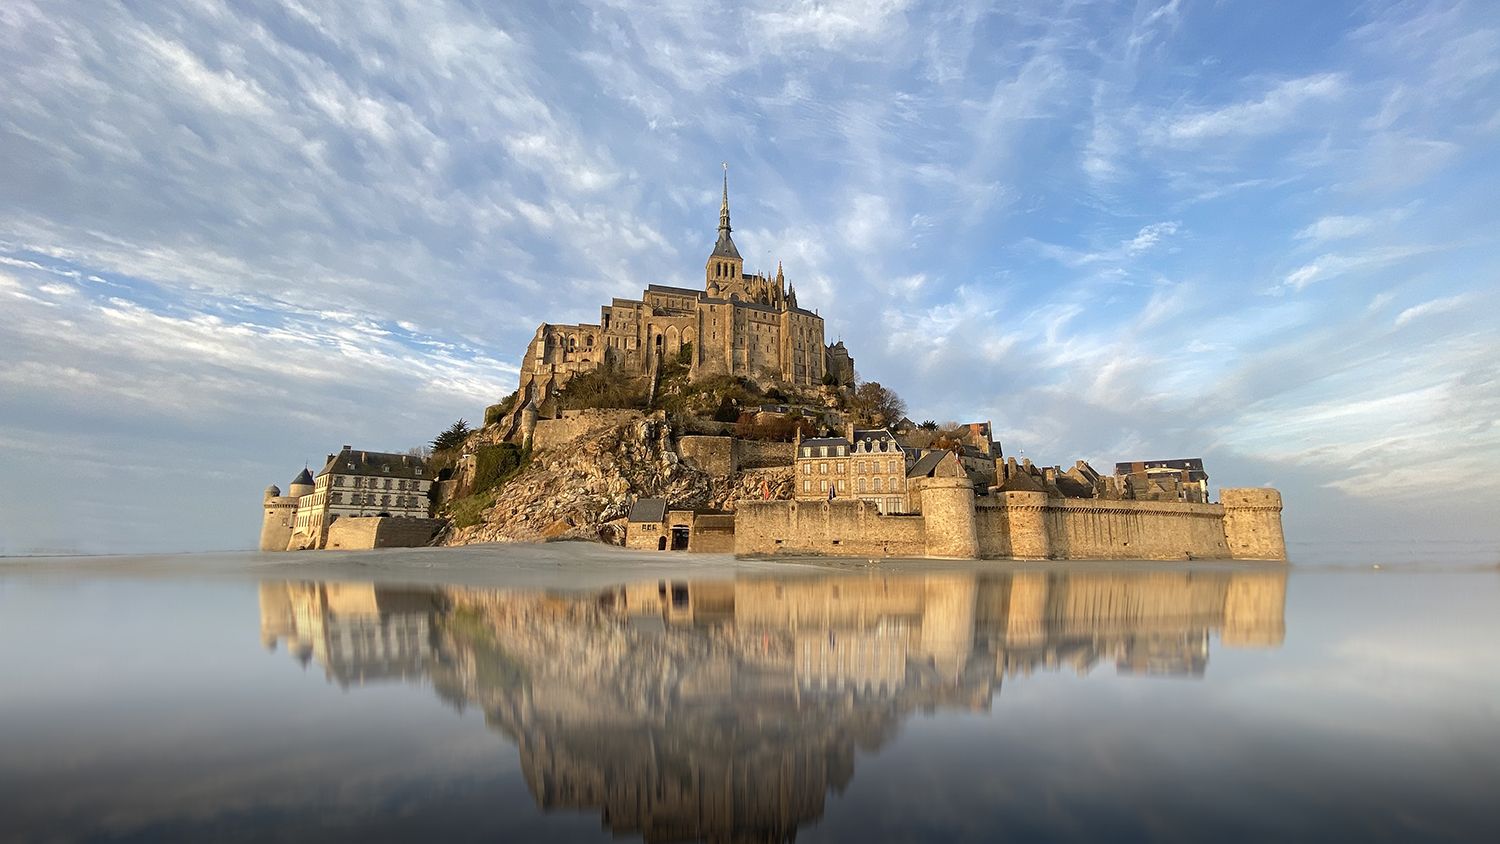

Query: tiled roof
[[627, 498, 668, 523]]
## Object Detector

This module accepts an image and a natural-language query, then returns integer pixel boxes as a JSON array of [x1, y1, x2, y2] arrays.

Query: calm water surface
[[1, 563, 1497, 842]]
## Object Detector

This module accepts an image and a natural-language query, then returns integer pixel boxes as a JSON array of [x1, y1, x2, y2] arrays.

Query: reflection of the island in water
[[260, 569, 1286, 842]]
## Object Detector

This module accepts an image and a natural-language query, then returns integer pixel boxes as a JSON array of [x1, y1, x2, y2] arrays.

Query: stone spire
[[719, 162, 731, 234], [709, 163, 742, 261]]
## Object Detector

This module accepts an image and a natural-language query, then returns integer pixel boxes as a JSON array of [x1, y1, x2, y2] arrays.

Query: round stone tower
[[919, 477, 979, 559], [1003, 490, 1052, 559], [1221, 488, 1287, 561], [518, 400, 539, 444], [259, 483, 295, 552]]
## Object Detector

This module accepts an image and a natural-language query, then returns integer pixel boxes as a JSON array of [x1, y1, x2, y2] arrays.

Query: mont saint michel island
[[10, 3, 1500, 841], [259, 172, 1286, 564]]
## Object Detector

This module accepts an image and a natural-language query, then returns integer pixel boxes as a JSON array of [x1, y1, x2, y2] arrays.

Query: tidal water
[[1, 561, 1497, 842]]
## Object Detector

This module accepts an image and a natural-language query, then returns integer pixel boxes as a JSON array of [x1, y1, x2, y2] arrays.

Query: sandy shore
[[0, 540, 1299, 590]]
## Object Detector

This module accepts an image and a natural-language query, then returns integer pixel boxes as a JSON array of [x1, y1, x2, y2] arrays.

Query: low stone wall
[[734, 500, 927, 557], [532, 409, 645, 451], [690, 514, 736, 553], [325, 516, 443, 550], [736, 440, 795, 469], [677, 435, 736, 475], [675, 436, 795, 475]]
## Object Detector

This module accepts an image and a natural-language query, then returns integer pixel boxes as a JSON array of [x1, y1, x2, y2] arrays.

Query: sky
[[0, 0, 1497, 557]]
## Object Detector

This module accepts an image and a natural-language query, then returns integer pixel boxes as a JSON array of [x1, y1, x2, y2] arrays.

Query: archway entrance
[[657, 535, 667, 551], [670, 526, 690, 551]]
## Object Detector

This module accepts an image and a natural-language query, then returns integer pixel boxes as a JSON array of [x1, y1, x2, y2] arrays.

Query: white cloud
[[1393, 294, 1470, 327], [1161, 73, 1346, 144]]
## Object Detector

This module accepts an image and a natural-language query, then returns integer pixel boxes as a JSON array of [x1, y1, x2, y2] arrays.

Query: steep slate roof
[[906, 450, 947, 478], [291, 467, 315, 486], [317, 447, 429, 480], [627, 498, 668, 523]]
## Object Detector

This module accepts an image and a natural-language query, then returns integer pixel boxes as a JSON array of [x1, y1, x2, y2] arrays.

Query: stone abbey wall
[[734, 487, 1286, 562], [677, 436, 796, 476], [325, 516, 443, 550], [532, 409, 646, 451]]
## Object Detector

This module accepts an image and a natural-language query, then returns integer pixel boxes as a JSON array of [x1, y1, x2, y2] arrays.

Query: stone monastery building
[[514, 170, 853, 413]]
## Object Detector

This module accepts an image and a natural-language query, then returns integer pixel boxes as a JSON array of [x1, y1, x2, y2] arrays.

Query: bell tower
[[705, 164, 743, 294]]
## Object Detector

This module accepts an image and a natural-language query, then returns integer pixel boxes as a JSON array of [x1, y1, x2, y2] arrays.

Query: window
[[820, 480, 828, 492], [819, 446, 827, 457], [837, 479, 846, 492], [857, 478, 866, 492], [836, 446, 845, 456], [802, 462, 810, 475], [889, 459, 898, 474], [820, 462, 828, 474], [836, 462, 845, 474], [874, 477, 883, 492], [803, 479, 810, 492]]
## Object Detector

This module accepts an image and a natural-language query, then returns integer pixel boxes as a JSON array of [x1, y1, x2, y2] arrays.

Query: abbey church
[[512, 172, 855, 414]]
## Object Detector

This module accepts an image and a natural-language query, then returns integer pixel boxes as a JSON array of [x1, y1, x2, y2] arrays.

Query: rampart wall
[[325, 516, 443, 550], [734, 487, 1286, 562], [734, 500, 927, 557]]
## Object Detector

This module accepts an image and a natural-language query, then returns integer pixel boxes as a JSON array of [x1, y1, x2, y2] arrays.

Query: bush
[[448, 490, 497, 529], [473, 443, 524, 493], [556, 362, 647, 410], [735, 412, 816, 442], [675, 341, 693, 366]]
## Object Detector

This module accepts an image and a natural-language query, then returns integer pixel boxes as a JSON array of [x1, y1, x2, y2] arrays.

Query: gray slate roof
[[627, 498, 668, 523], [317, 447, 429, 480], [907, 450, 947, 478], [711, 231, 742, 260]]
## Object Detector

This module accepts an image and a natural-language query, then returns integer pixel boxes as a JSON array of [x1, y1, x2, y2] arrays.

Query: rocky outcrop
[[443, 412, 794, 547]]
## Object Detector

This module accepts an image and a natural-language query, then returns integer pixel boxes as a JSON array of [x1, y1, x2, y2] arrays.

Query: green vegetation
[[473, 442, 524, 493], [447, 488, 498, 529], [556, 361, 647, 410], [483, 391, 519, 426], [431, 418, 472, 452], [443, 441, 530, 528]]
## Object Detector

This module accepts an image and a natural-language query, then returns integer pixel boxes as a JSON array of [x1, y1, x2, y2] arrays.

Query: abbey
[[513, 171, 853, 414]]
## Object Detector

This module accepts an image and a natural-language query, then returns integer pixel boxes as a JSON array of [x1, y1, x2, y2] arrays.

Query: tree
[[431, 419, 472, 452], [919, 420, 939, 431], [848, 381, 907, 429]]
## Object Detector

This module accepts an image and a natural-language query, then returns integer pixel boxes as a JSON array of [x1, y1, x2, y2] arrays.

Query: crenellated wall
[[735, 487, 1286, 562]]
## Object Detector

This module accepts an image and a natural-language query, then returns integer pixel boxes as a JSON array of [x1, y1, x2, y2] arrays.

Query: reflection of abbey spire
[[259, 569, 1286, 842]]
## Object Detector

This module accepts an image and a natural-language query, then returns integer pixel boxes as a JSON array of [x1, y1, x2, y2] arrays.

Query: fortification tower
[[259, 483, 296, 552], [1003, 490, 1052, 560], [919, 477, 979, 559], [1220, 488, 1287, 561]]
